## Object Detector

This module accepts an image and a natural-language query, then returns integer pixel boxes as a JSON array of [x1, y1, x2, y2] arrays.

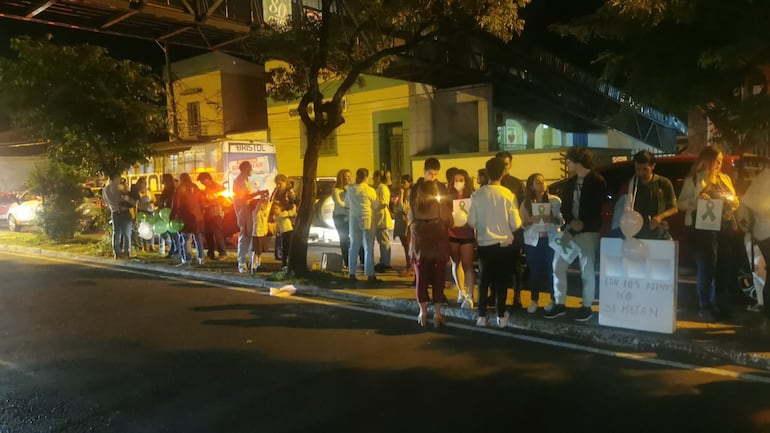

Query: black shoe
[[574, 306, 593, 322], [512, 300, 523, 310], [367, 276, 381, 284], [698, 306, 716, 323], [374, 264, 386, 273], [544, 304, 567, 319]]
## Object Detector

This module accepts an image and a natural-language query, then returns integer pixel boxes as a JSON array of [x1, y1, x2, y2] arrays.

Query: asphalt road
[[1, 251, 769, 433]]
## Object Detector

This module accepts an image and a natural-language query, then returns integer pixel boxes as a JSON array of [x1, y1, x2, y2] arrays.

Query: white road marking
[[3, 249, 770, 384]]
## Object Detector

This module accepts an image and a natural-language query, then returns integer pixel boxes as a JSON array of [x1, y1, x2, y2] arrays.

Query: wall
[[410, 149, 569, 186], [0, 156, 43, 192], [172, 71, 224, 138], [267, 76, 411, 177], [221, 72, 268, 133]]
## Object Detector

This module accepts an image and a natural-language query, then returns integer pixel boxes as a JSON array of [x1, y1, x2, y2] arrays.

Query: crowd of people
[[101, 144, 769, 328], [330, 146, 767, 327]]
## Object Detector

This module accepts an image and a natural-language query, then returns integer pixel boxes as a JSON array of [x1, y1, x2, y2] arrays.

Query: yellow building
[[265, 68, 413, 182], [136, 51, 270, 190]]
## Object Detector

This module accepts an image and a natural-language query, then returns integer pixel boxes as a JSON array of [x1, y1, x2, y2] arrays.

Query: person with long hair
[[520, 173, 562, 313], [393, 174, 413, 275], [373, 169, 393, 272], [158, 173, 178, 258], [171, 172, 205, 265], [678, 146, 740, 322], [332, 169, 352, 268], [448, 169, 476, 308], [409, 158, 453, 327]]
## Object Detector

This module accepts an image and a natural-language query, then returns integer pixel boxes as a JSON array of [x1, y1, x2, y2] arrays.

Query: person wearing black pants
[[468, 157, 522, 328], [496, 151, 527, 308]]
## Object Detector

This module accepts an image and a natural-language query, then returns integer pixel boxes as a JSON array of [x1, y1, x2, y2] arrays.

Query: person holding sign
[[678, 146, 739, 322], [519, 173, 562, 313], [467, 157, 522, 328], [615, 151, 679, 240], [448, 169, 476, 308], [545, 147, 606, 322]]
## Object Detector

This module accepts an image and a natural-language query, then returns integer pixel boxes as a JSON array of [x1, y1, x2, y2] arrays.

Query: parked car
[[0, 192, 17, 221], [289, 176, 339, 242], [6, 190, 42, 232], [6, 187, 105, 232]]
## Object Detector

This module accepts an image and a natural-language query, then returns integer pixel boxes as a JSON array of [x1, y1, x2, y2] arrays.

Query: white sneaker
[[456, 290, 465, 304], [544, 301, 555, 313], [461, 298, 474, 309], [497, 311, 510, 328], [475, 316, 488, 327], [238, 264, 248, 274], [527, 302, 538, 313]]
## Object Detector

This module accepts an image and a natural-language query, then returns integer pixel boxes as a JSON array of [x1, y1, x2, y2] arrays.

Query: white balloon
[[619, 209, 644, 238], [452, 210, 468, 227], [138, 221, 154, 240], [622, 237, 649, 261]]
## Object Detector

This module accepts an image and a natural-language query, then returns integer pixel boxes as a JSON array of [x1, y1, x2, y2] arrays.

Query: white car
[[6, 188, 104, 232], [6, 191, 41, 232]]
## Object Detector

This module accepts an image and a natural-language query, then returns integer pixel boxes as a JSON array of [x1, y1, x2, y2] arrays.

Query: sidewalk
[[2, 241, 770, 374]]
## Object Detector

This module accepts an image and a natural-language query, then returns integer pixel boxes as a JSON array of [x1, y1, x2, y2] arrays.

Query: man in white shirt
[[373, 170, 393, 272], [346, 168, 379, 282], [233, 161, 259, 273], [468, 157, 522, 328]]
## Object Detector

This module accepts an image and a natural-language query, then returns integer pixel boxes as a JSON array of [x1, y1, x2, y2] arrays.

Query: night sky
[[0, 0, 605, 71]]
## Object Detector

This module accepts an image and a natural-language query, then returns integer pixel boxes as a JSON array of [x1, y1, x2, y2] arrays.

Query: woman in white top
[[332, 169, 352, 269], [678, 146, 739, 322]]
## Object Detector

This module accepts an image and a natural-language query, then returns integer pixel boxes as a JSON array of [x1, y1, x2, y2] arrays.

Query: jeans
[[349, 218, 375, 277], [204, 214, 227, 258], [333, 214, 350, 267], [235, 203, 253, 266], [553, 232, 600, 307], [180, 232, 204, 263], [525, 237, 554, 302], [510, 230, 525, 303], [477, 243, 514, 318], [281, 231, 293, 267], [111, 211, 132, 257], [693, 227, 739, 308], [375, 227, 391, 267]]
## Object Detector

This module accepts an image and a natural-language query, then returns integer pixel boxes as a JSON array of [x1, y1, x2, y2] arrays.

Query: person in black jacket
[[544, 147, 606, 322]]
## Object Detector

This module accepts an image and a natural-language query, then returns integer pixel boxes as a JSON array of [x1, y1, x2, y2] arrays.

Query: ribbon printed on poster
[[531, 202, 553, 232], [549, 231, 582, 263], [695, 198, 723, 231]]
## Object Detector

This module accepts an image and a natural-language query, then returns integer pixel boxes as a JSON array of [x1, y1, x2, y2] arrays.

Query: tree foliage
[[552, 0, 770, 150], [0, 36, 167, 177], [248, 0, 529, 274], [26, 160, 86, 240]]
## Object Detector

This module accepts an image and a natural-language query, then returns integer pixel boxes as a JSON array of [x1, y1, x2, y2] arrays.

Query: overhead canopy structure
[[0, 0, 261, 54]]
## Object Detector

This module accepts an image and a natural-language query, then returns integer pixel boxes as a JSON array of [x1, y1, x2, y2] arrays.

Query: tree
[[552, 0, 770, 152], [249, 0, 530, 275], [0, 36, 166, 177]]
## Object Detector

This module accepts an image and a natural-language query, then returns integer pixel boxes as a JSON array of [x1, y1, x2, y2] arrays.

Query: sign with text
[[599, 238, 678, 334], [263, 0, 291, 23]]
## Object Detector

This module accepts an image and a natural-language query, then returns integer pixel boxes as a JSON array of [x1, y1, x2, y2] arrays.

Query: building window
[[299, 121, 338, 157], [187, 102, 201, 136]]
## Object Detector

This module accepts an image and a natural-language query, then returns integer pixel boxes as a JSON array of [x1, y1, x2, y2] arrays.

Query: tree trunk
[[288, 129, 322, 275]]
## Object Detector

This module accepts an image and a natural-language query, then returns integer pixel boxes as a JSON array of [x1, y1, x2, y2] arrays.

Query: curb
[[2, 243, 769, 373]]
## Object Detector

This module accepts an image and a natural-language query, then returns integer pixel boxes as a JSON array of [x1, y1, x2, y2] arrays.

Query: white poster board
[[599, 238, 678, 334], [695, 198, 723, 231], [531, 203, 553, 232], [549, 232, 581, 263], [453, 198, 471, 214]]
